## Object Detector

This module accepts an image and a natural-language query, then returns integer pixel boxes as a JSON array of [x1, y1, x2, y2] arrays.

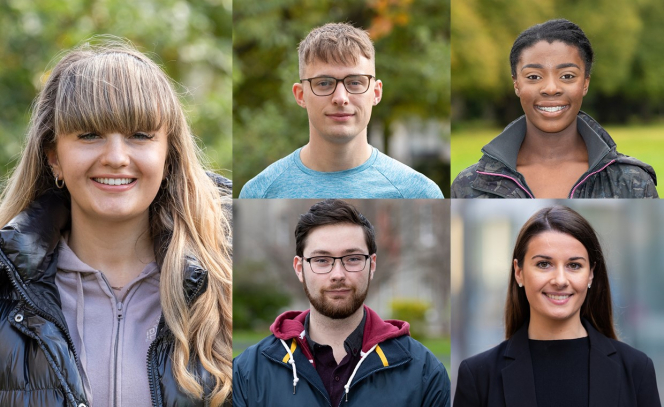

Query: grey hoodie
[[55, 237, 161, 407]]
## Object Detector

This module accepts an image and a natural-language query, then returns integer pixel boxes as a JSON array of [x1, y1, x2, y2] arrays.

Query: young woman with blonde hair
[[0, 39, 232, 406]]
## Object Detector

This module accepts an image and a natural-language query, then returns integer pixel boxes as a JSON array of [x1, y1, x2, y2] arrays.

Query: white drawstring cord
[[344, 344, 377, 402], [280, 339, 300, 394]]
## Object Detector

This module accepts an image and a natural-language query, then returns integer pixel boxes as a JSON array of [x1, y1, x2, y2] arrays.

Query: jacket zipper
[[99, 272, 124, 407], [147, 316, 168, 407], [0, 247, 86, 406], [568, 159, 616, 198], [114, 301, 123, 407]]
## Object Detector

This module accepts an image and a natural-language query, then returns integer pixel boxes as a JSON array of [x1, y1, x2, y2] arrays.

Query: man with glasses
[[233, 199, 450, 406], [238, 23, 444, 198]]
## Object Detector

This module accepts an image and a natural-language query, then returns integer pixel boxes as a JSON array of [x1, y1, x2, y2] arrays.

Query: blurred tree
[[233, 0, 450, 197], [0, 0, 231, 180]]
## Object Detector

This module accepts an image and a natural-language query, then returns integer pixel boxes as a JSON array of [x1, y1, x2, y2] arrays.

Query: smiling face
[[513, 40, 590, 134], [514, 231, 594, 327], [293, 56, 383, 145], [294, 223, 376, 320], [48, 129, 169, 224]]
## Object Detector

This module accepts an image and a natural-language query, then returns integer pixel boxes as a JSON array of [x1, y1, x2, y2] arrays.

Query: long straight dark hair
[[504, 206, 616, 339]]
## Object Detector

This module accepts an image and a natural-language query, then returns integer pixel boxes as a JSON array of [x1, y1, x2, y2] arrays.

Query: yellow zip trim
[[282, 339, 297, 363], [375, 345, 388, 367]]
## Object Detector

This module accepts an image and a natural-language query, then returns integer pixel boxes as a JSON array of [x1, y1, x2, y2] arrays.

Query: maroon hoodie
[[269, 305, 410, 365]]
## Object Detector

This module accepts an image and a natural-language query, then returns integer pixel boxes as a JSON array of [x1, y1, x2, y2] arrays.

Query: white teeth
[[546, 294, 570, 300], [94, 178, 134, 186], [537, 105, 566, 112]]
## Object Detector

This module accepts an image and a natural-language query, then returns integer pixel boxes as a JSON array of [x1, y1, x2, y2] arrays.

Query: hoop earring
[[55, 175, 65, 189]]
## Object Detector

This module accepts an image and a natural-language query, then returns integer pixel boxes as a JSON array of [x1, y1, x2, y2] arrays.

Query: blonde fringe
[[0, 38, 232, 404]]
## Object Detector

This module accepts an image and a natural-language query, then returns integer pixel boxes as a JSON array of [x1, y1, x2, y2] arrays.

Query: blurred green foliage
[[233, 261, 291, 331], [391, 298, 429, 340], [0, 0, 232, 180], [452, 0, 664, 125], [233, 0, 450, 197]]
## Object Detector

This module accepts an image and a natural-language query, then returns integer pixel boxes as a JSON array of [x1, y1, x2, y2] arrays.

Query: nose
[[328, 259, 346, 281], [330, 80, 350, 105], [540, 76, 561, 96], [550, 266, 569, 287], [100, 134, 130, 168]]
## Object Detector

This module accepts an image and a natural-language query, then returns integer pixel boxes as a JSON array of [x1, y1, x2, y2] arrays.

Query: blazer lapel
[[501, 324, 538, 407], [584, 320, 621, 407]]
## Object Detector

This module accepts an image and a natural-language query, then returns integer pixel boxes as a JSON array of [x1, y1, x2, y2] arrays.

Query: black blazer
[[454, 319, 661, 407]]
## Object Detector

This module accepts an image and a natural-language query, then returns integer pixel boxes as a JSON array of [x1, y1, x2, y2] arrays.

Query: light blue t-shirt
[[239, 147, 444, 199]]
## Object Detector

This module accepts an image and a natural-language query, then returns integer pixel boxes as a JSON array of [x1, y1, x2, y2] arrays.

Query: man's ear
[[293, 256, 304, 283], [293, 83, 306, 108], [369, 253, 376, 279], [372, 79, 383, 106]]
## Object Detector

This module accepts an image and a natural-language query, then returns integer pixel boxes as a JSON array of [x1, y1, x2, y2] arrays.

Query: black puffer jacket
[[0, 180, 231, 406]]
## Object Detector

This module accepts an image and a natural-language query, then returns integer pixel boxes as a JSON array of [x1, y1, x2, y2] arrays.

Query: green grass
[[451, 124, 664, 196]]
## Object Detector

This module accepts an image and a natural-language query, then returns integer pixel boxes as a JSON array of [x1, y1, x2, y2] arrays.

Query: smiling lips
[[92, 177, 136, 186], [536, 105, 569, 113], [544, 292, 572, 305]]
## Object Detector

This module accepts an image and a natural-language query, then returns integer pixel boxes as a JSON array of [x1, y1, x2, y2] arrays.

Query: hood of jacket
[[269, 305, 410, 355]]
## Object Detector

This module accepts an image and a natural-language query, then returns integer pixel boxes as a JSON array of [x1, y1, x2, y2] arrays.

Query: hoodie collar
[[270, 305, 410, 353], [482, 111, 612, 172]]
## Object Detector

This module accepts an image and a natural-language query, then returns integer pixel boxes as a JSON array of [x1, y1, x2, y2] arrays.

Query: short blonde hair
[[298, 22, 375, 78]]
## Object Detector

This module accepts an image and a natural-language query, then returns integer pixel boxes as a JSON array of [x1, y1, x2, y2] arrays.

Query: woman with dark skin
[[453, 206, 661, 406], [451, 19, 657, 198]]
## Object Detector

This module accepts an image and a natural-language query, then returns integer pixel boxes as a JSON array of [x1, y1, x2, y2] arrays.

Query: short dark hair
[[510, 19, 594, 78], [295, 199, 376, 257], [504, 206, 616, 340]]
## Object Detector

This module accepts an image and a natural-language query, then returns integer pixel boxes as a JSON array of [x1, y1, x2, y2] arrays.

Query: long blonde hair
[[0, 38, 232, 405]]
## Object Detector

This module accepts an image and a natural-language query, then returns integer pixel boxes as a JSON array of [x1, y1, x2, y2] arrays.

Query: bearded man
[[233, 199, 450, 407]]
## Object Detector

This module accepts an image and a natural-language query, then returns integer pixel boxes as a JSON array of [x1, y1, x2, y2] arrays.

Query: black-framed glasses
[[300, 75, 375, 96], [304, 254, 370, 274]]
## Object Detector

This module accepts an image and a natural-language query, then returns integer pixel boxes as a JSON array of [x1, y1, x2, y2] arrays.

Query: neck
[[518, 117, 588, 164], [528, 313, 587, 340], [307, 305, 364, 351], [300, 135, 372, 172], [68, 208, 154, 288]]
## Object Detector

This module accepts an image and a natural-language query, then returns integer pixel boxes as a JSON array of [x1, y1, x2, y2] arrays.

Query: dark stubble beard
[[302, 271, 371, 320]]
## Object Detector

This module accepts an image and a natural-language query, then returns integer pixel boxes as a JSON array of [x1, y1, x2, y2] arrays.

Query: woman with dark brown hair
[[454, 206, 660, 407]]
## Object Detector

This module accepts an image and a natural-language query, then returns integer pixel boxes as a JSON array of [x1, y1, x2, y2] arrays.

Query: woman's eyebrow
[[521, 63, 581, 70]]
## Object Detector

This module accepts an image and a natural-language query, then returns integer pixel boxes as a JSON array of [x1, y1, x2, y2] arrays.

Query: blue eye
[[131, 132, 155, 140], [78, 132, 100, 140]]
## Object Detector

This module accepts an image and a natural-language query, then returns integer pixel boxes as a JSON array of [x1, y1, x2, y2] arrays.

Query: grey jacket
[[451, 112, 658, 198]]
